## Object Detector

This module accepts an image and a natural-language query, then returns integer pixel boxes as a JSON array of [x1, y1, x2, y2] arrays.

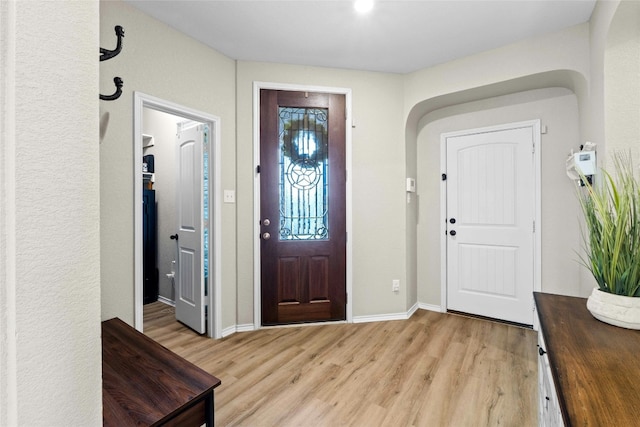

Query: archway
[[404, 70, 589, 312]]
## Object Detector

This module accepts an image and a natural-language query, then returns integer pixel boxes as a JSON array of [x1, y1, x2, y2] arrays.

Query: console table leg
[[205, 392, 214, 427]]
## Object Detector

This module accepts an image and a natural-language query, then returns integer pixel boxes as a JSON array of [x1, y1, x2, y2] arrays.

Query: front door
[[260, 90, 346, 325], [444, 122, 537, 325], [174, 123, 207, 334]]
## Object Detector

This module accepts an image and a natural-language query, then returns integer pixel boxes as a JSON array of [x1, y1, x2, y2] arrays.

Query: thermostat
[[574, 151, 596, 176]]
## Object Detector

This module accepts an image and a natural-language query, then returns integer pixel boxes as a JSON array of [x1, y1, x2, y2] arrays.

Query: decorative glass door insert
[[278, 107, 329, 241]]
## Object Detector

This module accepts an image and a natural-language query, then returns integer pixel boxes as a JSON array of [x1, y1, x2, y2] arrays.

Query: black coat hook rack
[[101, 77, 123, 101], [100, 25, 124, 61], [100, 25, 125, 101]]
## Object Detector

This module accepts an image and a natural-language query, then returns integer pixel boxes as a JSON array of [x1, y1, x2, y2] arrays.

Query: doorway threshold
[[447, 310, 533, 329]]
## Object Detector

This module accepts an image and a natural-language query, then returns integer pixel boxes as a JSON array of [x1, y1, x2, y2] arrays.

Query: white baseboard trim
[[353, 310, 413, 324], [408, 301, 419, 317], [222, 325, 238, 338], [157, 295, 175, 307], [353, 301, 425, 324], [418, 302, 444, 313], [221, 325, 236, 338], [352, 314, 404, 323], [220, 302, 442, 337], [236, 323, 255, 333], [221, 323, 255, 338]]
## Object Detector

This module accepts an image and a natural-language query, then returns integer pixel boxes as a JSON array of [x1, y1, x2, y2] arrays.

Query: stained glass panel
[[278, 107, 329, 240]]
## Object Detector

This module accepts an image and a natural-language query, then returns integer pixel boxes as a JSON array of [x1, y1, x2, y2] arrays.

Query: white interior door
[[445, 123, 536, 325], [175, 123, 206, 334]]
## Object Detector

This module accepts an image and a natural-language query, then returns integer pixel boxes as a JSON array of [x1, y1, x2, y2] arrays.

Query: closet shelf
[[142, 134, 154, 148]]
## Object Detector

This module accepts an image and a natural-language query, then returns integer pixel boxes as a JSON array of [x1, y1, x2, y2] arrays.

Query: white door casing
[[442, 121, 540, 325], [175, 123, 206, 334], [133, 92, 222, 339]]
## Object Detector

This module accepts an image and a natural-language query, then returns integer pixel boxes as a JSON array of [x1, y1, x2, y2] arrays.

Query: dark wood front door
[[260, 89, 346, 325]]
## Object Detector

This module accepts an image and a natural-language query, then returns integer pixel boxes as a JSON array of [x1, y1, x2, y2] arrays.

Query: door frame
[[133, 92, 222, 338], [252, 82, 353, 329], [439, 120, 542, 323]]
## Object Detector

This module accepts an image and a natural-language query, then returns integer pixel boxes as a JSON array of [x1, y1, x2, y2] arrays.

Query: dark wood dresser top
[[534, 292, 640, 426], [102, 318, 221, 426]]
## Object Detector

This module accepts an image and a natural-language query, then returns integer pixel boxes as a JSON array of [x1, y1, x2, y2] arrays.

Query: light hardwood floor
[[144, 302, 537, 427]]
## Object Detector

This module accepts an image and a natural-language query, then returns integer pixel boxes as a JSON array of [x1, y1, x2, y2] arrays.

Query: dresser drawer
[[537, 321, 564, 426]]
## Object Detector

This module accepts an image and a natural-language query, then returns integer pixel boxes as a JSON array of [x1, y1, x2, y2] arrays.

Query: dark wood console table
[[102, 318, 221, 426], [535, 292, 640, 426]]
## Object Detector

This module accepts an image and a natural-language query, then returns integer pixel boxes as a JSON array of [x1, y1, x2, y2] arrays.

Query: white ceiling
[[125, 0, 596, 74]]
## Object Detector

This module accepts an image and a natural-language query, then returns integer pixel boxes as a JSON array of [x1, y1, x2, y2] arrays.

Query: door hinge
[[345, 293, 348, 304], [533, 220, 536, 233], [532, 142, 536, 154], [442, 173, 447, 181], [256, 165, 261, 174]]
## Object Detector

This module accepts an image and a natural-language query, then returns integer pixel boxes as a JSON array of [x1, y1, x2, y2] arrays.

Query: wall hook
[[100, 77, 123, 101], [100, 25, 125, 61], [99, 25, 125, 101]]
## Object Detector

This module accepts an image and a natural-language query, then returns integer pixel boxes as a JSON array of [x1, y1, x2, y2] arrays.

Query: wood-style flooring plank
[[143, 302, 537, 427]]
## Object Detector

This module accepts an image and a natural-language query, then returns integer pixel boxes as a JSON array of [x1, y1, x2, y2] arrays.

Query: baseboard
[[236, 323, 255, 333], [418, 302, 443, 313], [352, 300, 430, 324], [157, 295, 175, 307], [221, 326, 235, 338], [220, 302, 442, 336], [221, 323, 255, 338], [353, 311, 412, 323], [408, 301, 419, 317]]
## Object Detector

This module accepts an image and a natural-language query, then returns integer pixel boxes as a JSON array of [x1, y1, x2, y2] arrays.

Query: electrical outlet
[[392, 279, 400, 293]]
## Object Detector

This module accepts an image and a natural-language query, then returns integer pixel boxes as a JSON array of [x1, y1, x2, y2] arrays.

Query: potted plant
[[578, 151, 640, 329]]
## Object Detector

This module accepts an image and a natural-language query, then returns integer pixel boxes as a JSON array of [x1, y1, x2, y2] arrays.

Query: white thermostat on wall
[[574, 151, 596, 176], [406, 177, 416, 193]]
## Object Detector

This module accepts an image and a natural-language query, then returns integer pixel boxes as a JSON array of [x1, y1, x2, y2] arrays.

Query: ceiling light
[[354, 0, 374, 14]]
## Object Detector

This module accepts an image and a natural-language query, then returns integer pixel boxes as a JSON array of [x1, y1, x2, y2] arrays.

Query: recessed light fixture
[[354, 0, 374, 14]]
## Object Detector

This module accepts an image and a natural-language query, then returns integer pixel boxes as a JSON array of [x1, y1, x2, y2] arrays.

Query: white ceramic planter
[[586, 288, 640, 329]]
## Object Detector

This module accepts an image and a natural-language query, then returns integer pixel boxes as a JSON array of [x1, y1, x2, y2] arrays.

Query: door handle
[[449, 230, 456, 236], [262, 218, 271, 226], [262, 232, 271, 240], [170, 234, 178, 240]]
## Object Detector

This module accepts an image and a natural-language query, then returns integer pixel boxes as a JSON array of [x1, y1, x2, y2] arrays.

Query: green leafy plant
[[578, 152, 640, 296]]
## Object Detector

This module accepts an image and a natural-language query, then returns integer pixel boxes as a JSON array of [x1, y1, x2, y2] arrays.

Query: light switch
[[224, 190, 235, 203], [406, 178, 416, 193]]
